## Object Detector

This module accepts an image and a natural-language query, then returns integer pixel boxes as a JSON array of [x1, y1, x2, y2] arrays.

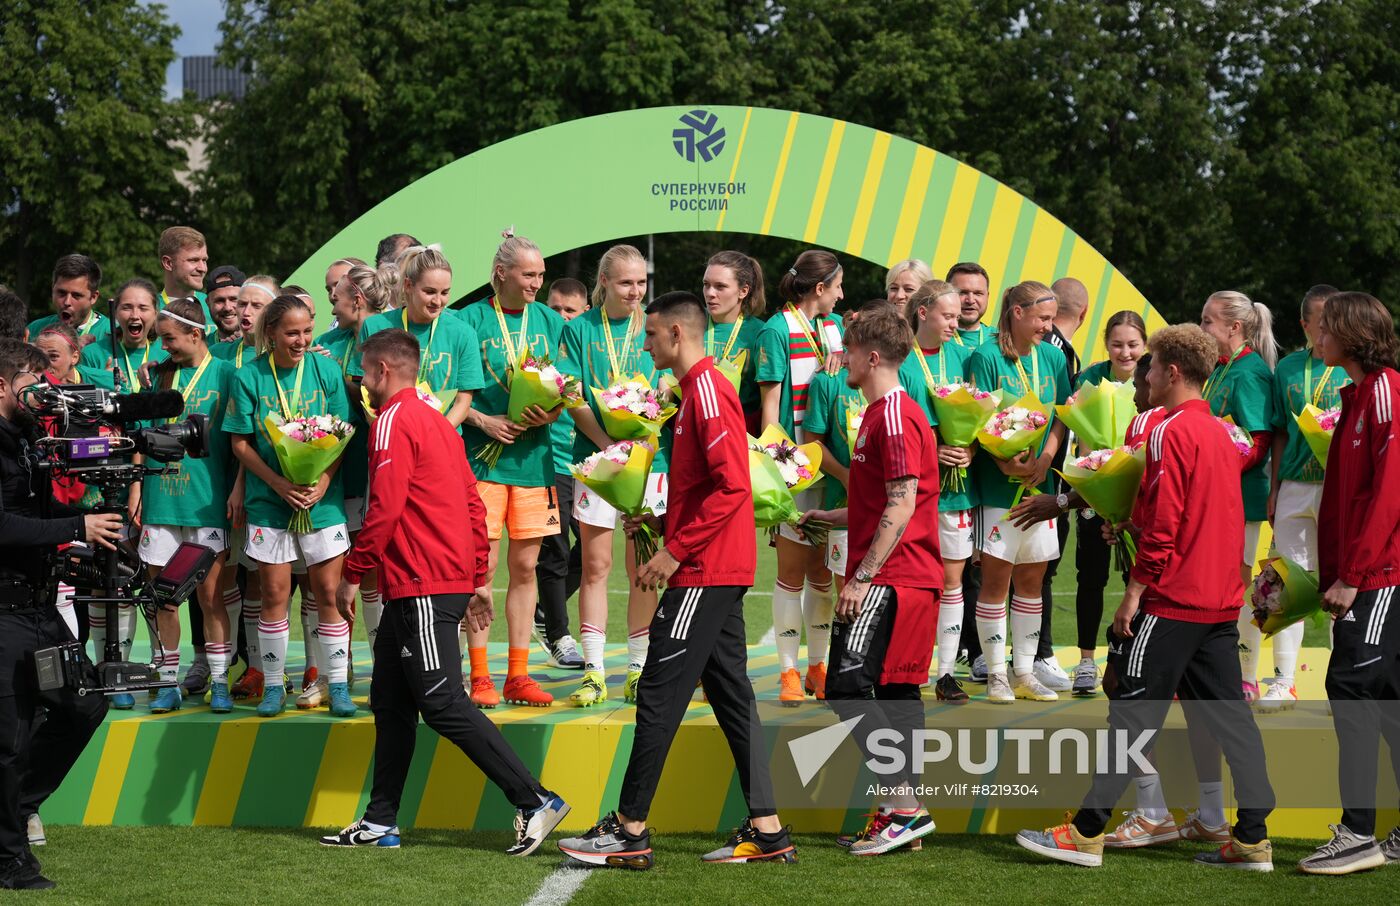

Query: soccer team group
[[13, 225, 1400, 877]]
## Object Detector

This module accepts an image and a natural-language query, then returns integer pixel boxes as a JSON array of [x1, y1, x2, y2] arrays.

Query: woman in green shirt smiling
[[701, 251, 767, 433], [79, 279, 169, 391]]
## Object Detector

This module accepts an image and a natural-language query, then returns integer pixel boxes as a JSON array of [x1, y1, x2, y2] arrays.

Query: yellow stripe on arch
[[759, 112, 801, 235], [82, 721, 141, 825], [304, 719, 376, 827], [1020, 209, 1066, 288], [930, 163, 980, 271], [845, 130, 892, 257], [981, 185, 1025, 302], [1066, 242, 1110, 362], [887, 146, 936, 265], [802, 119, 846, 242], [714, 106, 754, 232]]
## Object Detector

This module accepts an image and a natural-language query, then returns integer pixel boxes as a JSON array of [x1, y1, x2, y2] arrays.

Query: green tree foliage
[[0, 0, 194, 312]]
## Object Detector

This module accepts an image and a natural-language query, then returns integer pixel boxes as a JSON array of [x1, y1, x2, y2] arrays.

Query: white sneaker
[[986, 672, 1013, 703], [1014, 671, 1059, 702], [1253, 679, 1297, 712], [1033, 656, 1072, 691], [1104, 809, 1180, 848], [296, 676, 328, 709]]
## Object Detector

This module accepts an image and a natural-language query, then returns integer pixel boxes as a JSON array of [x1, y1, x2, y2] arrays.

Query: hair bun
[[501, 225, 516, 240]]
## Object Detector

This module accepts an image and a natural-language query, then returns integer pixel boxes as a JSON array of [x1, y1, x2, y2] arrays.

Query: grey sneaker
[[1299, 824, 1386, 875], [1072, 658, 1099, 697], [507, 793, 571, 857], [702, 818, 797, 862], [969, 654, 989, 684], [1033, 657, 1072, 692], [26, 813, 44, 846], [180, 660, 211, 698], [1380, 827, 1400, 863], [986, 672, 1013, 703], [548, 635, 584, 670], [558, 812, 653, 869]]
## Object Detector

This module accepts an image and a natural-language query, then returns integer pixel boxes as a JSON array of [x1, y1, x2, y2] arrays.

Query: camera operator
[[0, 338, 124, 889]]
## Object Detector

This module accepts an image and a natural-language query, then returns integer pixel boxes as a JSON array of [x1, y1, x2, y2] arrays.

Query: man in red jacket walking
[[1303, 292, 1400, 874], [1017, 324, 1274, 871], [320, 329, 569, 856], [559, 292, 793, 870]]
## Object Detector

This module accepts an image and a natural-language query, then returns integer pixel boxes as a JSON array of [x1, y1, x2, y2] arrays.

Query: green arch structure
[[285, 105, 1165, 364]]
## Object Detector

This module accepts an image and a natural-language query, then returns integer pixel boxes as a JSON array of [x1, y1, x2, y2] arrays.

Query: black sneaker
[[558, 812, 653, 869], [0, 855, 55, 890], [934, 674, 969, 704], [702, 817, 797, 863], [507, 793, 571, 856]]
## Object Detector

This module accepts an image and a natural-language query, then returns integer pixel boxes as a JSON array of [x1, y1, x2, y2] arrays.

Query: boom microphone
[[103, 390, 185, 423]]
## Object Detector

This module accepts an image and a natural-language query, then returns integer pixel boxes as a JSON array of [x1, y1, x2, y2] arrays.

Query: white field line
[[522, 865, 591, 906]]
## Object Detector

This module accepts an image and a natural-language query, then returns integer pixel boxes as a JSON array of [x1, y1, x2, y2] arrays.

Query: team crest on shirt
[[988, 526, 1002, 544], [252, 528, 265, 546], [578, 492, 591, 510], [140, 529, 151, 547], [830, 547, 842, 565]]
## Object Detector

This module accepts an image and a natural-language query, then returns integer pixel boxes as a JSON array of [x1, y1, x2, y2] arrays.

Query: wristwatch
[[1055, 493, 1071, 512], [853, 567, 874, 584]]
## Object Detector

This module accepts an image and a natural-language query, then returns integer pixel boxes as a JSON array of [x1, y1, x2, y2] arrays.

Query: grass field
[[19, 826, 1392, 904]]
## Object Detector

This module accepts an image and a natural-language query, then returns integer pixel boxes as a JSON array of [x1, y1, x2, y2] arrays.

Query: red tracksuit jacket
[[1319, 367, 1400, 591], [1131, 398, 1245, 622], [343, 386, 489, 600], [664, 357, 756, 587]]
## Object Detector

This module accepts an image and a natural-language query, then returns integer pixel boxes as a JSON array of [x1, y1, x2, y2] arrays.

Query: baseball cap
[[208, 265, 246, 289]]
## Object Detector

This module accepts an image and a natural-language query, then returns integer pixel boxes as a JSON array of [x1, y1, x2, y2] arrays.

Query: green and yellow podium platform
[[42, 645, 1385, 839]]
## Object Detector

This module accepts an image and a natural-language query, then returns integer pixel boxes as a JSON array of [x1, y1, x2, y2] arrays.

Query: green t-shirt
[[1204, 348, 1274, 521], [550, 417, 575, 476], [350, 310, 485, 435], [1073, 359, 1121, 391], [140, 355, 234, 528], [1270, 348, 1350, 485], [314, 326, 370, 498], [955, 322, 994, 349], [559, 307, 671, 473], [29, 311, 112, 347], [224, 352, 352, 531], [754, 308, 844, 437], [457, 300, 565, 488], [802, 369, 864, 509], [158, 288, 216, 334], [705, 315, 766, 412], [898, 341, 976, 511], [968, 339, 1072, 509], [209, 340, 257, 368], [78, 339, 169, 392]]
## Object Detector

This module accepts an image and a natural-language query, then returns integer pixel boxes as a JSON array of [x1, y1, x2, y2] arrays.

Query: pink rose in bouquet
[[1216, 417, 1253, 455], [984, 406, 1049, 439]]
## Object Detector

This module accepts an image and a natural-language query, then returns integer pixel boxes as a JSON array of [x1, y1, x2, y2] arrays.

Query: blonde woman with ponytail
[[1199, 290, 1279, 702], [559, 243, 670, 707], [458, 230, 567, 708]]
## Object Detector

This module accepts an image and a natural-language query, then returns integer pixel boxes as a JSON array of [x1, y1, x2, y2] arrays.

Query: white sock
[[301, 593, 319, 671], [243, 599, 262, 666], [258, 618, 290, 687], [88, 604, 107, 663], [206, 641, 232, 684], [1135, 773, 1170, 823], [222, 586, 242, 637], [773, 582, 803, 671], [459, 626, 470, 663], [580, 622, 606, 673], [1010, 595, 1043, 675], [55, 583, 78, 639], [626, 628, 649, 672], [362, 588, 383, 662], [1197, 781, 1226, 827], [975, 600, 1008, 675], [160, 648, 180, 683], [1270, 620, 1304, 685], [802, 580, 833, 668], [319, 619, 351, 684], [937, 587, 965, 678], [117, 603, 135, 660], [1236, 606, 1259, 686]]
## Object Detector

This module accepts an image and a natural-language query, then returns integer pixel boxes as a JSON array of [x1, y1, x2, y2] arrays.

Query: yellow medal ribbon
[[270, 356, 306, 420], [786, 303, 826, 360], [1304, 355, 1336, 409], [601, 308, 639, 383], [492, 297, 531, 373], [915, 343, 947, 392], [402, 308, 439, 385], [1013, 347, 1041, 398], [1204, 344, 1247, 402], [119, 342, 150, 390], [169, 353, 214, 423], [236, 342, 247, 369], [706, 314, 745, 362]]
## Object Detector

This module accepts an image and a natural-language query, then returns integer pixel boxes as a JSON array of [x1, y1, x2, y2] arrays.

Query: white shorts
[[345, 497, 366, 534], [978, 506, 1060, 565], [1244, 520, 1264, 568], [939, 509, 975, 562], [138, 524, 228, 567], [825, 529, 849, 574], [1272, 481, 1321, 570], [243, 523, 350, 569], [777, 488, 822, 546], [574, 474, 668, 530]]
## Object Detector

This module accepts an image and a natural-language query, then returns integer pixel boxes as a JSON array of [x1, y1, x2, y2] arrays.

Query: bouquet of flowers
[[844, 400, 865, 454], [748, 425, 830, 546], [592, 373, 678, 441], [665, 350, 748, 400], [1217, 416, 1254, 455], [930, 383, 1003, 493], [570, 440, 660, 565], [976, 393, 1052, 505], [1057, 444, 1147, 570], [1250, 555, 1323, 637], [262, 413, 356, 533], [362, 383, 443, 421], [1055, 378, 1136, 452], [475, 353, 584, 468], [1295, 404, 1342, 470]]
